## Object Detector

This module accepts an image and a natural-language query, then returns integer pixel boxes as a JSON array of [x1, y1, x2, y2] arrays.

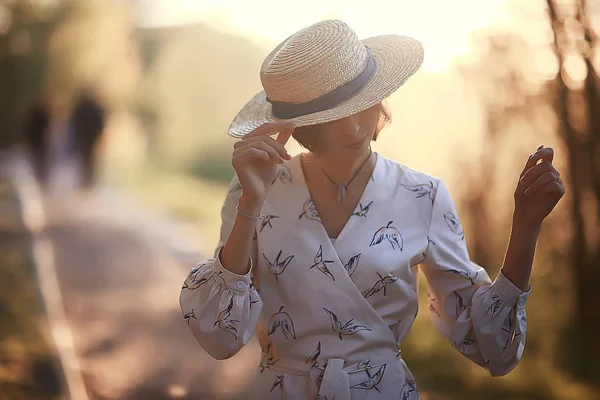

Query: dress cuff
[[492, 269, 531, 309], [213, 246, 253, 293]]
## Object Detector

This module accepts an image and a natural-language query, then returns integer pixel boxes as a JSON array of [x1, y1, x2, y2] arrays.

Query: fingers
[[233, 140, 283, 164], [275, 127, 294, 146], [520, 145, 554, 179], [524, 171, 559, 196], [517, 161, 556, 194], [242, 121, 295, 140], [235, 122, 295, 166], [234, 135, 291, 160], [232, 147, 272, 167], [545, 180, 566, 196]]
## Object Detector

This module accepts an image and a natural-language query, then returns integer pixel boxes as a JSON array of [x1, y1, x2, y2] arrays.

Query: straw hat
[[227, 19, 424, 138]]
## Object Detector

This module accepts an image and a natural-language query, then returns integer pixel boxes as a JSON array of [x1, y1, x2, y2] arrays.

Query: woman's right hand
[[232, 121, 295, 205]]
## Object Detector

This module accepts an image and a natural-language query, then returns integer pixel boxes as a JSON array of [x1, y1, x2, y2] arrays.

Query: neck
[[311, 147, 373, 185]]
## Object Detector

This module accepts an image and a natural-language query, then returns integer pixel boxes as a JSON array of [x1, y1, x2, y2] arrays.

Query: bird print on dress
[[299, 198, 320, 222], [501, 310, 521, 352], [249, 295, 260, 310], [453, 337, 477, 355], [443, 211, 465, 240], [400, 181, 437, 204], [272, 164, 292, 185], [212, 270, 228, 289], [259, 214, 279, 232], [350, 364, 386, 392], [369, 221, 403, 250], [268, 306, 296, 339], [445, 268, 479, 285], [306, 341, 321, 368], [400, 376, 418, 400], [454, 290, 468, 317], [270, 375, 284, 393], [263, 250, 294, 282], [390, 319, 403, 338], [421, 236, 436, 260], [181, 261, 212, 290], [310, 245, 335, 281], [259, 343, 280, 372], [486, 293, 504, 319], [179, 160, 535, 398], [343, 254, 361, 277], [323, 307, 371, 340], [213, 297, 238, 339], [183, 309, 197, 325], [352, 200, 373, 217], [427, 236, 436, 247], [364, 272, 399, 298]]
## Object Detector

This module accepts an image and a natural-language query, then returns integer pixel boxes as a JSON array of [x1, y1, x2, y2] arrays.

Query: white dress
[[179, 153, 531, 400]]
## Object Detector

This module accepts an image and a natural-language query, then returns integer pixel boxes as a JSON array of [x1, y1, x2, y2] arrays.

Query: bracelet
[[236, 203, 262, 221]]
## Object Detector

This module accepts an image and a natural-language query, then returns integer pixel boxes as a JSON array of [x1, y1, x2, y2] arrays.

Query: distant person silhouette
[[71, 92, 105, 189], [23, 99, 51, 189]]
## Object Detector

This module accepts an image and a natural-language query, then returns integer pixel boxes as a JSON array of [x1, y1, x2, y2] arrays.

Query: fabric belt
[[267, 351, 401, 400]]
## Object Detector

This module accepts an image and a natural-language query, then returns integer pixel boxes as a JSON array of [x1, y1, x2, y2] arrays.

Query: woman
[[179, 20, 565, 399]]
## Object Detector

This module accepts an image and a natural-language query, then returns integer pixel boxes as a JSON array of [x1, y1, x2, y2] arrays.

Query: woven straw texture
[[228, 20, 424, 138]]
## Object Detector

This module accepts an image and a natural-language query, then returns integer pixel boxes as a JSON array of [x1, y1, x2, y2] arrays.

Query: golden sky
[[136, 0, 549, 74]]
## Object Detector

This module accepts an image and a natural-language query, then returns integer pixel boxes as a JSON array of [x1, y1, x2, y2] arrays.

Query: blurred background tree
[[0, 0, 64, 148], [446, 0, 600, 392], [546, 0, 600, 384]]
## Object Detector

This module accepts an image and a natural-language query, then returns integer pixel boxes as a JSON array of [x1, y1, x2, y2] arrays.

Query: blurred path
[[42, 187, 261, 400], [8, 148, 260, 400]]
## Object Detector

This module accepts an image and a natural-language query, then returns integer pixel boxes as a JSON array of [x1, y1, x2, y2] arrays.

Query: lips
[[343, 134, 368, 149]]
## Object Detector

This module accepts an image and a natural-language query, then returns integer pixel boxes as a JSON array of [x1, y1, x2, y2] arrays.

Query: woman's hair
[[292, 102, 391, 153]]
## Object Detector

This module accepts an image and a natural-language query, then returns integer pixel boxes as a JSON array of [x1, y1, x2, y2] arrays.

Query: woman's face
[[314, 105, 380, 156]]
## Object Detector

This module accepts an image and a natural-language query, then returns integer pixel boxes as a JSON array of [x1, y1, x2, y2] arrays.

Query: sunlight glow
[[136, 0, 511, 73]]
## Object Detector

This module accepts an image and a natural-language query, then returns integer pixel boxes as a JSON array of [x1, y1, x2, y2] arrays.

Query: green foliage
[[0, 2, 66, 148], [187, 148, 235, 184]]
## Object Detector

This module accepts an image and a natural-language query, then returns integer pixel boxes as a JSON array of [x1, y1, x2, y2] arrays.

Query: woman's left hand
[[513, 145, 565, 229]]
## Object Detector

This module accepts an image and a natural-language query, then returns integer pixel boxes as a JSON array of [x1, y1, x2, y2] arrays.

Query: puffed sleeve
[[420, 179, 531, 376], [179, 174, 263, 360]]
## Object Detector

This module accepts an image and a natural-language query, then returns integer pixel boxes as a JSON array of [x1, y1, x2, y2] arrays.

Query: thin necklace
[[316, 148, 373, 202]]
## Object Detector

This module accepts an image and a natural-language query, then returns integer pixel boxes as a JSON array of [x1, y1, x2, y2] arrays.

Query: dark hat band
[[266, 47, 378, 119]]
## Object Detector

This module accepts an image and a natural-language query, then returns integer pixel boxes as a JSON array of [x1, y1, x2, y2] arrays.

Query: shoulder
[[381, 157, 459, 211], [378, 153, 441, 188]]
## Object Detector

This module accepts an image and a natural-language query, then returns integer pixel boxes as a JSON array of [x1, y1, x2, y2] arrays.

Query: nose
[[336, 115, 360, 135]]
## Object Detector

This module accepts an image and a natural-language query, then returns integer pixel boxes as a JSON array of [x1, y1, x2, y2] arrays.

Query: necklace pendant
[[337, 186, 346, 202]]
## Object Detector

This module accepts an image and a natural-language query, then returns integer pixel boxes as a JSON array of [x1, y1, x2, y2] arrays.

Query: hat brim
[[227, 35, 424, 138]]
